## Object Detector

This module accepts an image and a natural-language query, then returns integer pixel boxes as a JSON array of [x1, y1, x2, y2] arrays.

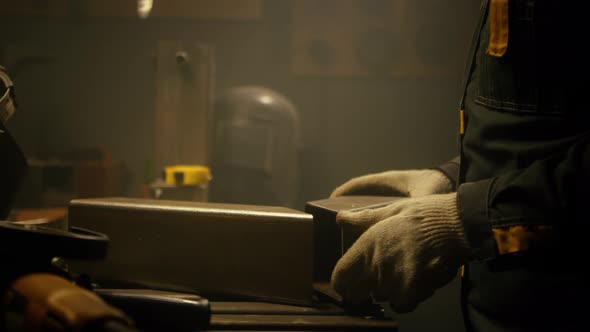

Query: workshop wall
[[1, 0, 479, 330]]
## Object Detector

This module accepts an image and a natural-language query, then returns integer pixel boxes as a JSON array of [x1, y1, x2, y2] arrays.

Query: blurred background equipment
[[137, 0, 153, 19], [291, 0, 466, 77], [210, 86, 301, 208], [150, 164, 211, 201], [11, 147, 127, 209]]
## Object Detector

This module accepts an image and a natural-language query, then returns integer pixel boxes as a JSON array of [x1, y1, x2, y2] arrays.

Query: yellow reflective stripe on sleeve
[[459, 110, 465, 134], [492, 225, 553, 254], [486, 0, 509, 57]]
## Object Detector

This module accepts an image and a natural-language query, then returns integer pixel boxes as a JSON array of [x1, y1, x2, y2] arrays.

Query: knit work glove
[[331, 193, 470, 313], [330, 169, 453, 198]]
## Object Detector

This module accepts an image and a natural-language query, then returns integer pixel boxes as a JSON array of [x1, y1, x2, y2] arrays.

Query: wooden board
[[0, 0, 69, 17], [153, 41, 215, 172]]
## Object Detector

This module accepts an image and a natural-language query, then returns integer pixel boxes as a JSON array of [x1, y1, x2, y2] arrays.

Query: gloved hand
[[330, 193, 471, 313], [330, 169, 453, 198]]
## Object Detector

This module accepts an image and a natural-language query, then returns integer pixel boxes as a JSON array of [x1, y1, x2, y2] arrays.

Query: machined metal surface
[[208, 300, 397, 331], [68, 197, 314, 305]]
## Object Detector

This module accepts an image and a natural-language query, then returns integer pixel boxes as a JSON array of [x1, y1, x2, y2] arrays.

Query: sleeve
[[433, 156, 460, 191], [457, 131, 590, 261]]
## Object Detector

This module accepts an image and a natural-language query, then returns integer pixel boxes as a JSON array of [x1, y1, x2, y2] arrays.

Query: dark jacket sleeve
[[457, 131, 590, 261], [433, 156, 460, 191]]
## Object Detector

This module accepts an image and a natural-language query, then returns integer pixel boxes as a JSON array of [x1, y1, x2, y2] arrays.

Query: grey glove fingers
[[336, 209, 381, 228], [333, 193, 469, 315], [330, 236, 374, 305], [336, 200, 407, 227], [330, 176, 365, 197], [407, 170, 454, 197], [330, 172, 406, 198]]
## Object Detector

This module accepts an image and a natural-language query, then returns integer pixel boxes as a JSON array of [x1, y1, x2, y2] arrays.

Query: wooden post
[[153, 42, 215, 174]]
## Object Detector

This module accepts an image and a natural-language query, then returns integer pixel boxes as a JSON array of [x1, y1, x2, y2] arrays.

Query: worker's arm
[[433, 156, 460, 191], [458, 130, 590, 260], [330, 136, 590, 311]]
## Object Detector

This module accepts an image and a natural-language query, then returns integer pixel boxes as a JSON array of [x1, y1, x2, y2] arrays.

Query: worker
[[330, 1, 587, 331]]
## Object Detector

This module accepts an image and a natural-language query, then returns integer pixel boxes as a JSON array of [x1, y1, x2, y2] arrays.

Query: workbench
[[207, 301, 398, 332], [96, 287, 398, 332]]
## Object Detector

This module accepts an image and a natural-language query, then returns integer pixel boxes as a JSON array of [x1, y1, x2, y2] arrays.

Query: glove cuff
[[416, 193, 470, 260]]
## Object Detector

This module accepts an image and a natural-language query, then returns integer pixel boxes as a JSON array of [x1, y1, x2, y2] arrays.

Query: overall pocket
[[475, 0, 567, 115]]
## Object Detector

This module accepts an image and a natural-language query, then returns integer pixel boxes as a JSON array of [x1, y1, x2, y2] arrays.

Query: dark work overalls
[[446, 0, 590, 331]]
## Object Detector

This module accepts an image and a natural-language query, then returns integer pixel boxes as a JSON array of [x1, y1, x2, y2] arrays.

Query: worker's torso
[[459, 1, 588, 331]]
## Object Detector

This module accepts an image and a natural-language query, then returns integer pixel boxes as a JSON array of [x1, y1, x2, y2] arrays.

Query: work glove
[[330, 169, 453, 198], [330, 192, 470, 313]]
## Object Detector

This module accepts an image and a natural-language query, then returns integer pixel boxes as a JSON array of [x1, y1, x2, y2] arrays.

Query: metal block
[[68, 197, 314, 305], [305, 196, 404, 282]]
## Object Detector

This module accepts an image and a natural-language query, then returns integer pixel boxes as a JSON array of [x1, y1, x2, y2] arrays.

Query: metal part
[[305, 196, 404, 282], [68, 197, 314, 305]]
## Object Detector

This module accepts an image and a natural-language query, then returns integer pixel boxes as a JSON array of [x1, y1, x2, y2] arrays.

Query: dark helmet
[[210, 86, 301, 208]]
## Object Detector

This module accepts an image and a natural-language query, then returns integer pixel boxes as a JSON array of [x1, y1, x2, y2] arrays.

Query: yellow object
[[164, 165, 211, 186], [459, 110, 465, 134], [492, 225, 553, 254], [486, 0, 509, 57]]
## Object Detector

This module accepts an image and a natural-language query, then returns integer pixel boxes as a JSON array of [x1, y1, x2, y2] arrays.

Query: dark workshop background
[[1, 0, 479, 331]]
